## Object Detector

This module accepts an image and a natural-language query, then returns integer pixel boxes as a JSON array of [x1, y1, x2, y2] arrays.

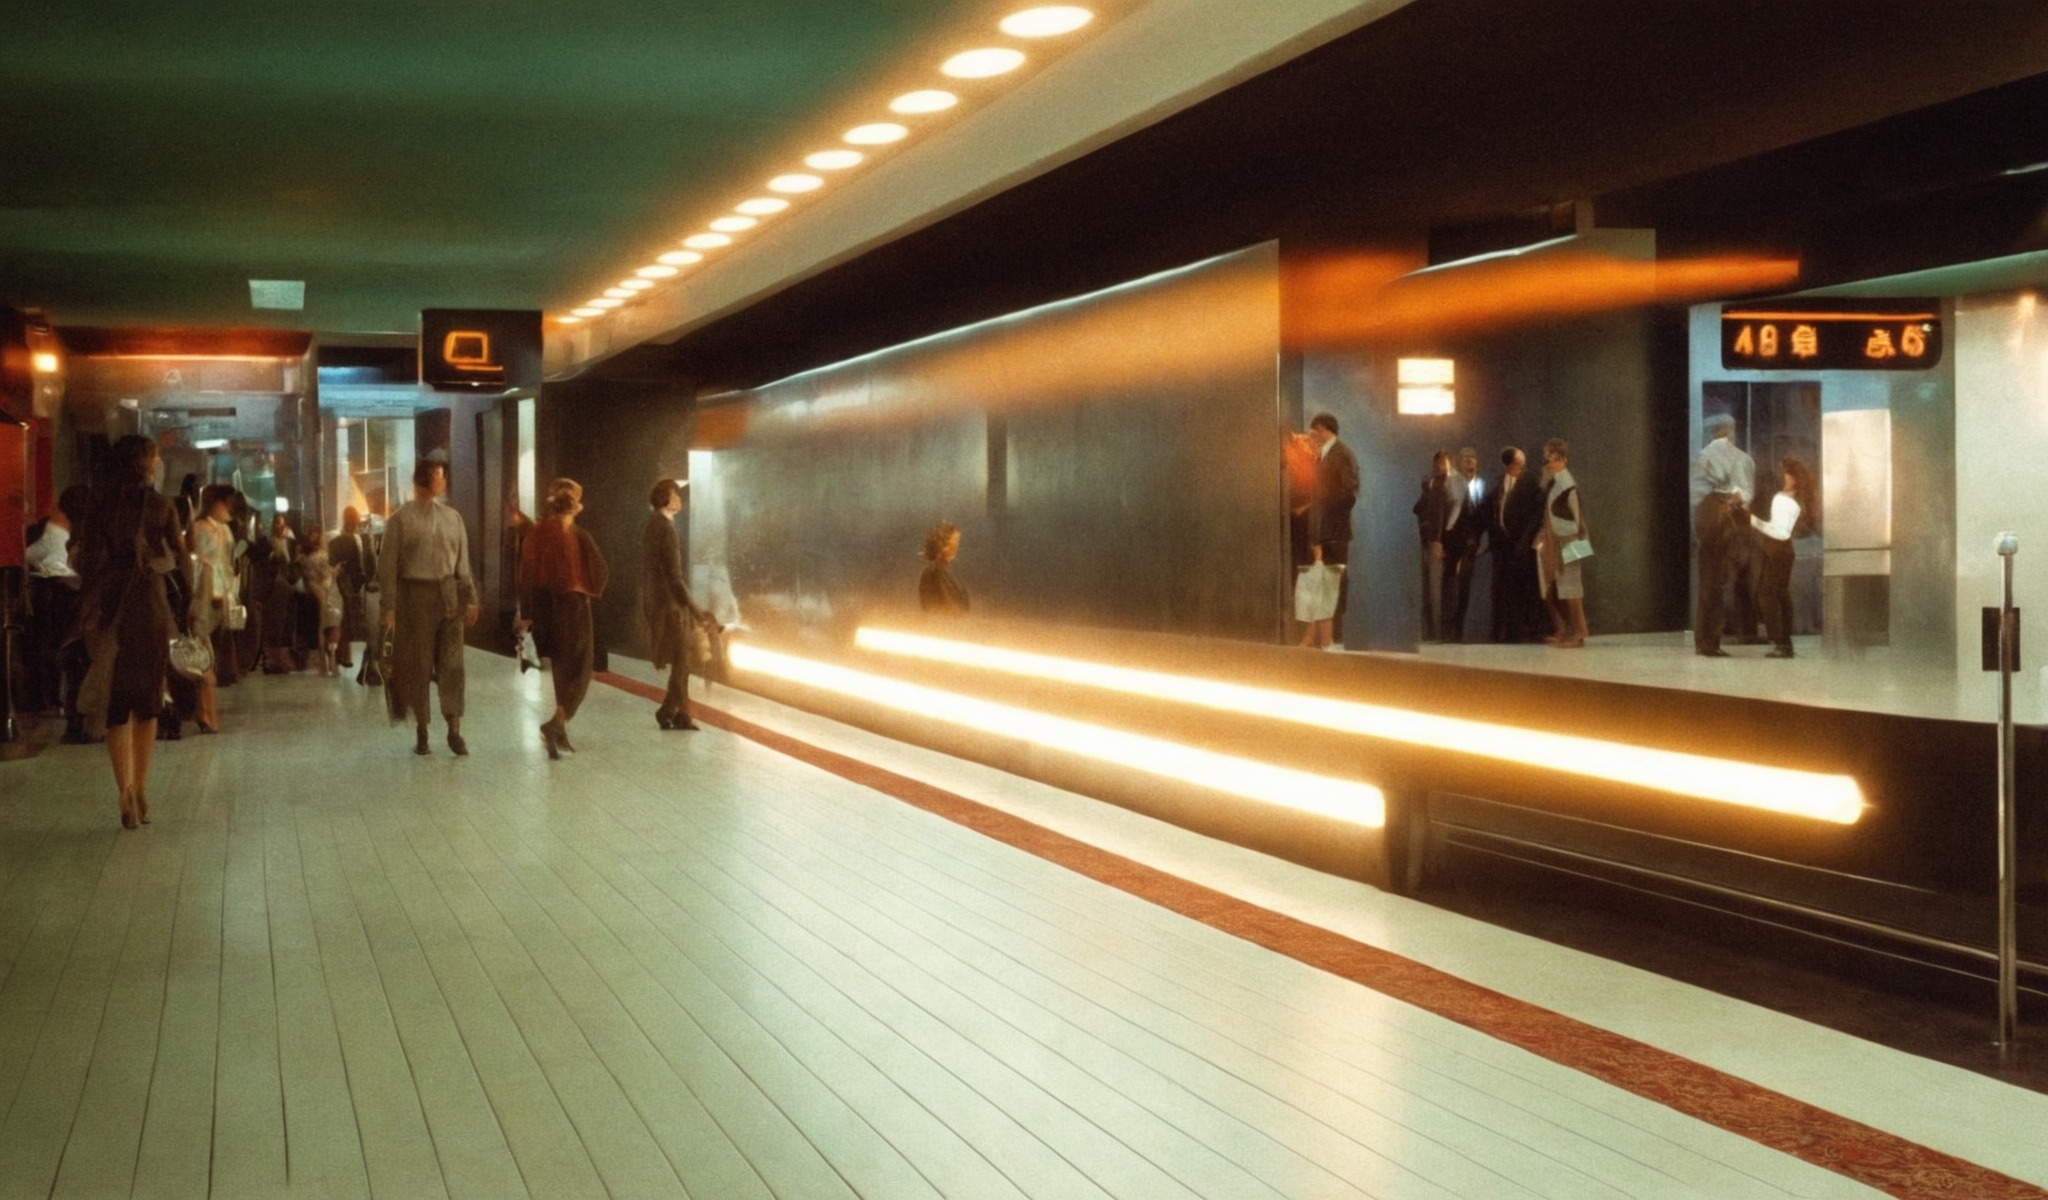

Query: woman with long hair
[[1750, 456, 1818, 659], [518, 478, 608, 759], [74, 435, 186, 827]]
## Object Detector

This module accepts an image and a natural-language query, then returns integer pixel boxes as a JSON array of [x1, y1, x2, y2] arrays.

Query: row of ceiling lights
[[558, 4, 1098, 327]]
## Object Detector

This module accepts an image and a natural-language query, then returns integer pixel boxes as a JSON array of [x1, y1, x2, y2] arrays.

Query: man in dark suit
[[1439, 446, 1486, 642], [1307, 411, 1360, 649], [1488, 446, 1546, 642], [1411, 450, 1451, 642]]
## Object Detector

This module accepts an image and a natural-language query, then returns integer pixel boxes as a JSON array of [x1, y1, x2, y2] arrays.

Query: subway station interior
[[5, 1, 2048, 1195]]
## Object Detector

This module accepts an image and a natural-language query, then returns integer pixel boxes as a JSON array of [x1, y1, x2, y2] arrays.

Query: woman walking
[[187, 484, 237, 731], [74, 435, 186, 828], [518, 478, 608, 759], [641, 479, 708, 731]]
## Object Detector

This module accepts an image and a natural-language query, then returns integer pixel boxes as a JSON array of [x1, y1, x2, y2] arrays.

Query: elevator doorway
[[1700, 381, 1823, 637]]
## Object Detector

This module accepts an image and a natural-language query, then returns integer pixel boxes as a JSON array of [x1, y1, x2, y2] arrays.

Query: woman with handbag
[[74, 435, 186, 828], [641, 478, 710, 731], [186, 484, 238, 731], [518, 478, 609, 757], [1534, 437, 1591, 649]]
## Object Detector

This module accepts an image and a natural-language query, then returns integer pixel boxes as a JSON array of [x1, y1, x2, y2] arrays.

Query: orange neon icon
[[1901, 324, 1927, 357], [1864, 328, 1897, 360], [441, 330, 504, 376], [1790, 324, 1818, 358]]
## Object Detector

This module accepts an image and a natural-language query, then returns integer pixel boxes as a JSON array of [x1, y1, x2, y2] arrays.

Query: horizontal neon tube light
[[1722, 311, 1936, 322], [728, 642, 1385, 828], [854, 628, 1865, 825]]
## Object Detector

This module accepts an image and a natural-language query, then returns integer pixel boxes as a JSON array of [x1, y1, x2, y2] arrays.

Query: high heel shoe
[[656, 709, 674, 731], [118, 788, 138, 830], [135, 788, 150, 825]]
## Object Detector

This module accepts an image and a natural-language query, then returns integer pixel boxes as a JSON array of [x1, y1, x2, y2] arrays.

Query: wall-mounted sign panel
[[1720, 299, 1941, 371], [420, 309, 541, 391]]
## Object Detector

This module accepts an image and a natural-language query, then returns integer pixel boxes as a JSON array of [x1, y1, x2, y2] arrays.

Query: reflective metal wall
[[692, 244, 1286, 642]]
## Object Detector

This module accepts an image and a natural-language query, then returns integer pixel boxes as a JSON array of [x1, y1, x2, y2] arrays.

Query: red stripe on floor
[[598, 671, 2045, 1200]]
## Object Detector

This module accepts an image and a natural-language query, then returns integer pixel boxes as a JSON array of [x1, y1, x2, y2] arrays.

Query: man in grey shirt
[[380, 458, 479, 754], [1691, 412, 1756, 657]]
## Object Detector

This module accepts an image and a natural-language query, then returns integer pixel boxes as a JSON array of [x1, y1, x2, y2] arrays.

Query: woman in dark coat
[[517, 478, 608, 759], [74, 435, 185, 828], [641, 478, 707, 731]]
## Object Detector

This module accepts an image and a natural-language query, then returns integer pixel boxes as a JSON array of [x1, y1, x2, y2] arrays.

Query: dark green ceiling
[[1, 0, 992, 335]]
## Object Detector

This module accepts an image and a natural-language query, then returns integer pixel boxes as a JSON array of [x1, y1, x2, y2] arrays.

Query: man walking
[[380, 458, 479, 754], [1691, 412, 1756, 657]]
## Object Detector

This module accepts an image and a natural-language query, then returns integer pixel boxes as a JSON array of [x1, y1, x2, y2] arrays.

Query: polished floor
[[0, 651, 2044, 1198]]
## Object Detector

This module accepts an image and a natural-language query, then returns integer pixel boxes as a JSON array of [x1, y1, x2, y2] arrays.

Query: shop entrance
[[1700, 381, 1823, 638]]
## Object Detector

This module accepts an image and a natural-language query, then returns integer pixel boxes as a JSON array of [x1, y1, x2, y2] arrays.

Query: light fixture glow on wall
[[844, 122, 908, 146], [890, 89, 959, 114], [768, 173, 825, 193], [853, 628, 1867, 825], [736, 198, 790, 216], [942, 48, 1027, 78], [1397, 357, 1456, 415], [804, 150, 865, 171], [728, 642, 1387, 828], [31, 352, 59, 374], [1000, 6, 1094, 37]]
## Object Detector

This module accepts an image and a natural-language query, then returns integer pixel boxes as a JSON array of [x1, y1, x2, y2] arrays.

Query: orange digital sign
[[1720, 300, 1940, 371]]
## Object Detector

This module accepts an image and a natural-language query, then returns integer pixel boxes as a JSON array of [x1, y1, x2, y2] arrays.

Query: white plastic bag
[[1294, 562, 1343, 622]]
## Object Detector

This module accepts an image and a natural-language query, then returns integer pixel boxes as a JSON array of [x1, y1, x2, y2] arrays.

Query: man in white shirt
[[24, 493, 83, 718], [1690, 412, 1757, 657]]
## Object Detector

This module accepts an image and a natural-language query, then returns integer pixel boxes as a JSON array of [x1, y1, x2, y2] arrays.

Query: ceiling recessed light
[[572, 306, 605, 318], [683, 233, 733, 249], [709, 216, 757, 233], [942, 48, 1026, 78], [557, 315, 583, 325], [844, 122, 908, 145], [31, 352, 59, 373], [804, 150, 865, 171], [768, 173, 824, 193], [248, 279, 306, 311], [736, 198, 790, 216], [619, 278, 655, 291], [890, 89, 959, 115], [604, 287, 635, 299], [636, 264, 680, 278], [1000, 5, 1094, 37], [589, 297, 624, 309], [658, 250, 705, 266]]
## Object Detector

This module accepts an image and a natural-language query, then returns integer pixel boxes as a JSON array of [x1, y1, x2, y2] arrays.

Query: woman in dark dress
[[75, 435, 186, 828], [517, 478, 608, 759]]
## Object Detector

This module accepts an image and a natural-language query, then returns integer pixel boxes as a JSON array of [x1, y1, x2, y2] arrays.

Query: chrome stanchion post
[[1995, 531, 2020, 1058]]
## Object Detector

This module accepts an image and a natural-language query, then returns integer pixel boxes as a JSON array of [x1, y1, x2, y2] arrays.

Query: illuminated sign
[[1720, 299, 1941, 371], [420, 309, 541, 390], [1397, 357, 1456, 414]]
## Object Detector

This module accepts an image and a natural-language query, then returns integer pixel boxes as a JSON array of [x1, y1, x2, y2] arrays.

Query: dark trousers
[[1490, 543, 1542, 642], [394, 579, 466, 725], [1440, 527, 1479, 643], [1694, 495, 1756, 652], [538, 591, 593, 722], [1756, 534, 1795, 651], [661, 655, 691, 722], [1418, 543, 1442, 641], [26, 578, 79, 713]]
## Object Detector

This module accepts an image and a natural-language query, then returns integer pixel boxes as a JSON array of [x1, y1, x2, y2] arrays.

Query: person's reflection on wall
[[918, 522, 969, 616], [1412, 449, 1452, 642]]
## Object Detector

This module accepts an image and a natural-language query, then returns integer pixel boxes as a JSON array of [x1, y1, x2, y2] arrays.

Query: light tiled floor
[[0, 650, 2038, 1197]]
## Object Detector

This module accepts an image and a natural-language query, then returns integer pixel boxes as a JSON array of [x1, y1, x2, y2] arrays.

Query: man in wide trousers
[[381, 458, 480, 755]]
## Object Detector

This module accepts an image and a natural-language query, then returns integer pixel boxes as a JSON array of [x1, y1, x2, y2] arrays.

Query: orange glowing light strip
[[854, 628, 1865, 825], [727, 642, 1386, 828], [1722, 312, 1936, 322]]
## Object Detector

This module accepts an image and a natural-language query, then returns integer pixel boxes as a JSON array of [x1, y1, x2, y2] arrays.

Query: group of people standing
[[1413, 439, 1589, 648]]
